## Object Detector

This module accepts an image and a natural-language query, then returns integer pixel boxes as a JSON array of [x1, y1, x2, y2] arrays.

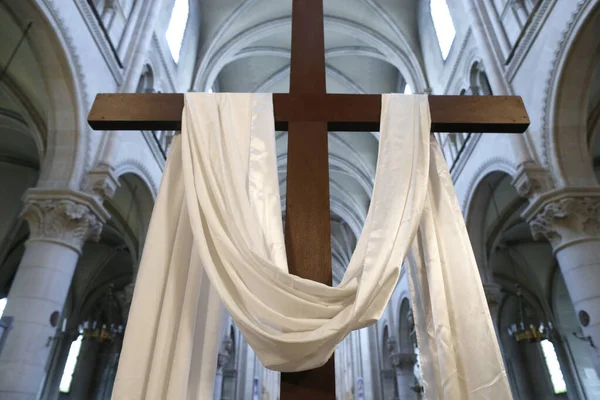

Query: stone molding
[[386, 336, 416, 370], [510, 0, 525, 12], [21, 189, 110, 253], [506, 0, 556, 81], [522, 188, 600, 249], [483, 283, 503, 308], [511, 161, 553, 199], [72, 0, 124, 85], [86, 164, 121, 200], [390, 352, 416, 370], [217, 336, 233, 370], [540, 0, 591, 169]]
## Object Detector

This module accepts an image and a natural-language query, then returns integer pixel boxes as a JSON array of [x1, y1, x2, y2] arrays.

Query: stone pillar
[[213, 336, 232, 400], [394, 354, 418, 400], [0, 190, 108, 400], [387, 336, 417, 400], [484, 282, 503, 330], [523, 190, 600, 375]]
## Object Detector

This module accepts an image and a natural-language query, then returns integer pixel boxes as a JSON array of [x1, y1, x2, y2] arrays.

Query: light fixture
[[507, 284, 553, 343], [79, 285, 124, 343]]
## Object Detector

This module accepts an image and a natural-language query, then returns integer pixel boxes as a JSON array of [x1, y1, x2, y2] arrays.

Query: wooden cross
[[88, 1, 529, 398]]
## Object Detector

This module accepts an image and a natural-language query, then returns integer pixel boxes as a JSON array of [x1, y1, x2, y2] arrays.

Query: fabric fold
[[112, 93, 511, 400]]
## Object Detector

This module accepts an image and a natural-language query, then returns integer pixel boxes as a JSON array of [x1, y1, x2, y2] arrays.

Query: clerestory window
[[59, 335, 84, 393], [430, 0, 456, 60], [166, 0, 190, 63], [540, 339, 567, 395]]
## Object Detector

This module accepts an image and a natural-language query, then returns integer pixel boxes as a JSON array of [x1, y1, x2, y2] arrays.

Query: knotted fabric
[[112, 93, 511, 399]]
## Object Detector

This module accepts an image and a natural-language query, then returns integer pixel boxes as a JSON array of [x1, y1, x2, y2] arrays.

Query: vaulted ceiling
[[191, 0, 426, 94], [188, 0, 429, 276]]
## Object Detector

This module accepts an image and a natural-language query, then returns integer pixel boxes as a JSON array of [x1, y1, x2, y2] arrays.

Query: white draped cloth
[[112, 93, 511, 399]]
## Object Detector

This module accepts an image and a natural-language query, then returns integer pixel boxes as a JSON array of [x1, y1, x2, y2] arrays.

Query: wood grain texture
[[289, 0, 326, 94], [88, 93, 530, 133], [281, 121, 335, 399], [280, 1, 335, 399]]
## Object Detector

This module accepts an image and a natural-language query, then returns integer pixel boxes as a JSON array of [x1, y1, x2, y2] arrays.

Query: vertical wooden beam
[[288, 0, 326, 94], [281, 0, 335, 399]]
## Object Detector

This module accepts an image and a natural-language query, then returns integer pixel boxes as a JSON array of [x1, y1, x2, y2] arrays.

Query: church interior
[[0, 0, 599, 399]]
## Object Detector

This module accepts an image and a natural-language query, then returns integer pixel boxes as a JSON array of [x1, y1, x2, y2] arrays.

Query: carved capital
[[390, 352, 417, 370], [21, 189, 110, 253], [86, 164, 120, 200], [217, 336, 233, 370], [386, 336, 416, 369], [525, 191, 600, 249], [483, 283, 503, 308], [511, 162, 553, 199]]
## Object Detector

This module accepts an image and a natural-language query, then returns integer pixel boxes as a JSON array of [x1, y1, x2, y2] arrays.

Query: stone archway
[[544, 1, 600, 187]]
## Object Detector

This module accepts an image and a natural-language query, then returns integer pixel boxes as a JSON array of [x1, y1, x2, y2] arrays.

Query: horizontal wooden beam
[[88, 93, 529, 133]]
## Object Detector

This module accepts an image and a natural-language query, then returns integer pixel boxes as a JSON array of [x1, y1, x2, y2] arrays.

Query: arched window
[[0, 298, 6, 319], [59, 335, 83, 393], [166, 0, 189, 63], [540, 339, 567, 395], [136, 64, 156, 94], [430, 0, 456, 60]]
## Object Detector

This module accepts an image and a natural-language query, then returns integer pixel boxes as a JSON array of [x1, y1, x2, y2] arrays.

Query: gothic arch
[[469, 61, 492, 95], [462, 157, 516, 215], [114, 158, 160, 198], [543, 0, 600, 186], [136, 64, 157, 93], [6, 0, 91, 189], [464, 171, 524, 283], [397, 297, 413, 353], [107, 172, 156, 263], [194, 16, 427, 93]]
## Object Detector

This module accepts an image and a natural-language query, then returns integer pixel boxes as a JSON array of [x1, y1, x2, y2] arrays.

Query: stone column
[[391, 352, 417, 400], [0, 189, 108, 400], [387, 336, 417, 400], [523, 190, 600, 374], [484, 282, 503, 331], [213, 336, 232, 400]]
